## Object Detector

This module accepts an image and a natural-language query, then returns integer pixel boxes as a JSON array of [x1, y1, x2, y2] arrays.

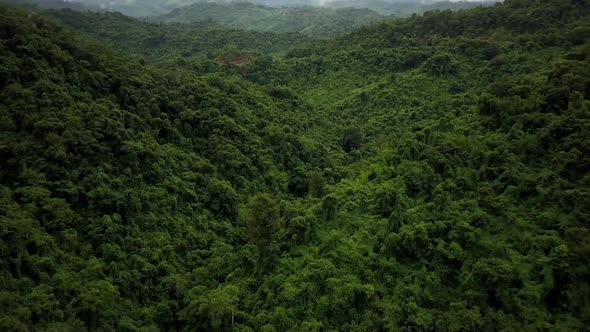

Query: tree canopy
[[0, 0, 589, 330]]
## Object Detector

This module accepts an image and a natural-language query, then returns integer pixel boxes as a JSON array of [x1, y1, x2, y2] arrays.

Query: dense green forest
[[1, 0, 589, 331], [153, 2, 385, 38], [0, 0, 199, 17], [42, 9, 313, 61], [0, 0, 497, 17], [324, 0, 498, 16]]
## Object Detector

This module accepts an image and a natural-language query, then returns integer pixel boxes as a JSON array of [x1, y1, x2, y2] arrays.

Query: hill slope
[[1, 0, 589, 330], [0, 0, 201, 17], [154, 2, 386, 38], [0, 6, 333, 330], [40, 9, 314, 62], [325, 0, 499, 15]]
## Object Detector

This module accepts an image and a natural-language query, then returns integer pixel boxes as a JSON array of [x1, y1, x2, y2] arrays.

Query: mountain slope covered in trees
[[1, 0, 500, 17], [0, 0, 589, 331], [42, 9, 313, 62], [0, 0, 201, 17], [153, 2, 385, 38], [324, 0, 499, 15]]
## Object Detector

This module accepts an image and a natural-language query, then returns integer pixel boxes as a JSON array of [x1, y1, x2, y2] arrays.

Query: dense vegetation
[[85, 0, 200, 17], [1, 0, 589, 331], [153, 2, 385, 38], [2, 0, 496, 17], [325, 0, 498, 16], [0, 0, 200, 17], [42, 9, 313, 62]]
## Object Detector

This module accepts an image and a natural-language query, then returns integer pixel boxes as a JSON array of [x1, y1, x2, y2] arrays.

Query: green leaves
[[340, 126, 363, 153], [206, 178, 239, 220], [245, 193, 281, 254], [180, 284, 240, 331], [76, 280, 120, 330], [154, 2, 385, 39], [1, 1, 589, 330]]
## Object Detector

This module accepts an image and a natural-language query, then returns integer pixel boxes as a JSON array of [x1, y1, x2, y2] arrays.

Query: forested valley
[[0, 0, 589, 330]]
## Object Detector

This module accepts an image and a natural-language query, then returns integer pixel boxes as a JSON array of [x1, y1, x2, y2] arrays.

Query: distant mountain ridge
[[0, 0, 501, 17], [152, 2, 386, 38], [41, 8, 314, 59], [324, 0, 500, 15], [0, 0, 589, 330]]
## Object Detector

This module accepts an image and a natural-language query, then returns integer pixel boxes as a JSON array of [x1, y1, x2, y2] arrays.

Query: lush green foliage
[[0, 0, 201, 17], [0, 0, 501, 18], [0, 0, 93, 11], [0, 6, 332, 330], [42, 9, 314, 63], [325, 0, 499, 16], [88, 0, 200, 17], [154, 2, 385, 38], [1, 0, 589, 330]]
